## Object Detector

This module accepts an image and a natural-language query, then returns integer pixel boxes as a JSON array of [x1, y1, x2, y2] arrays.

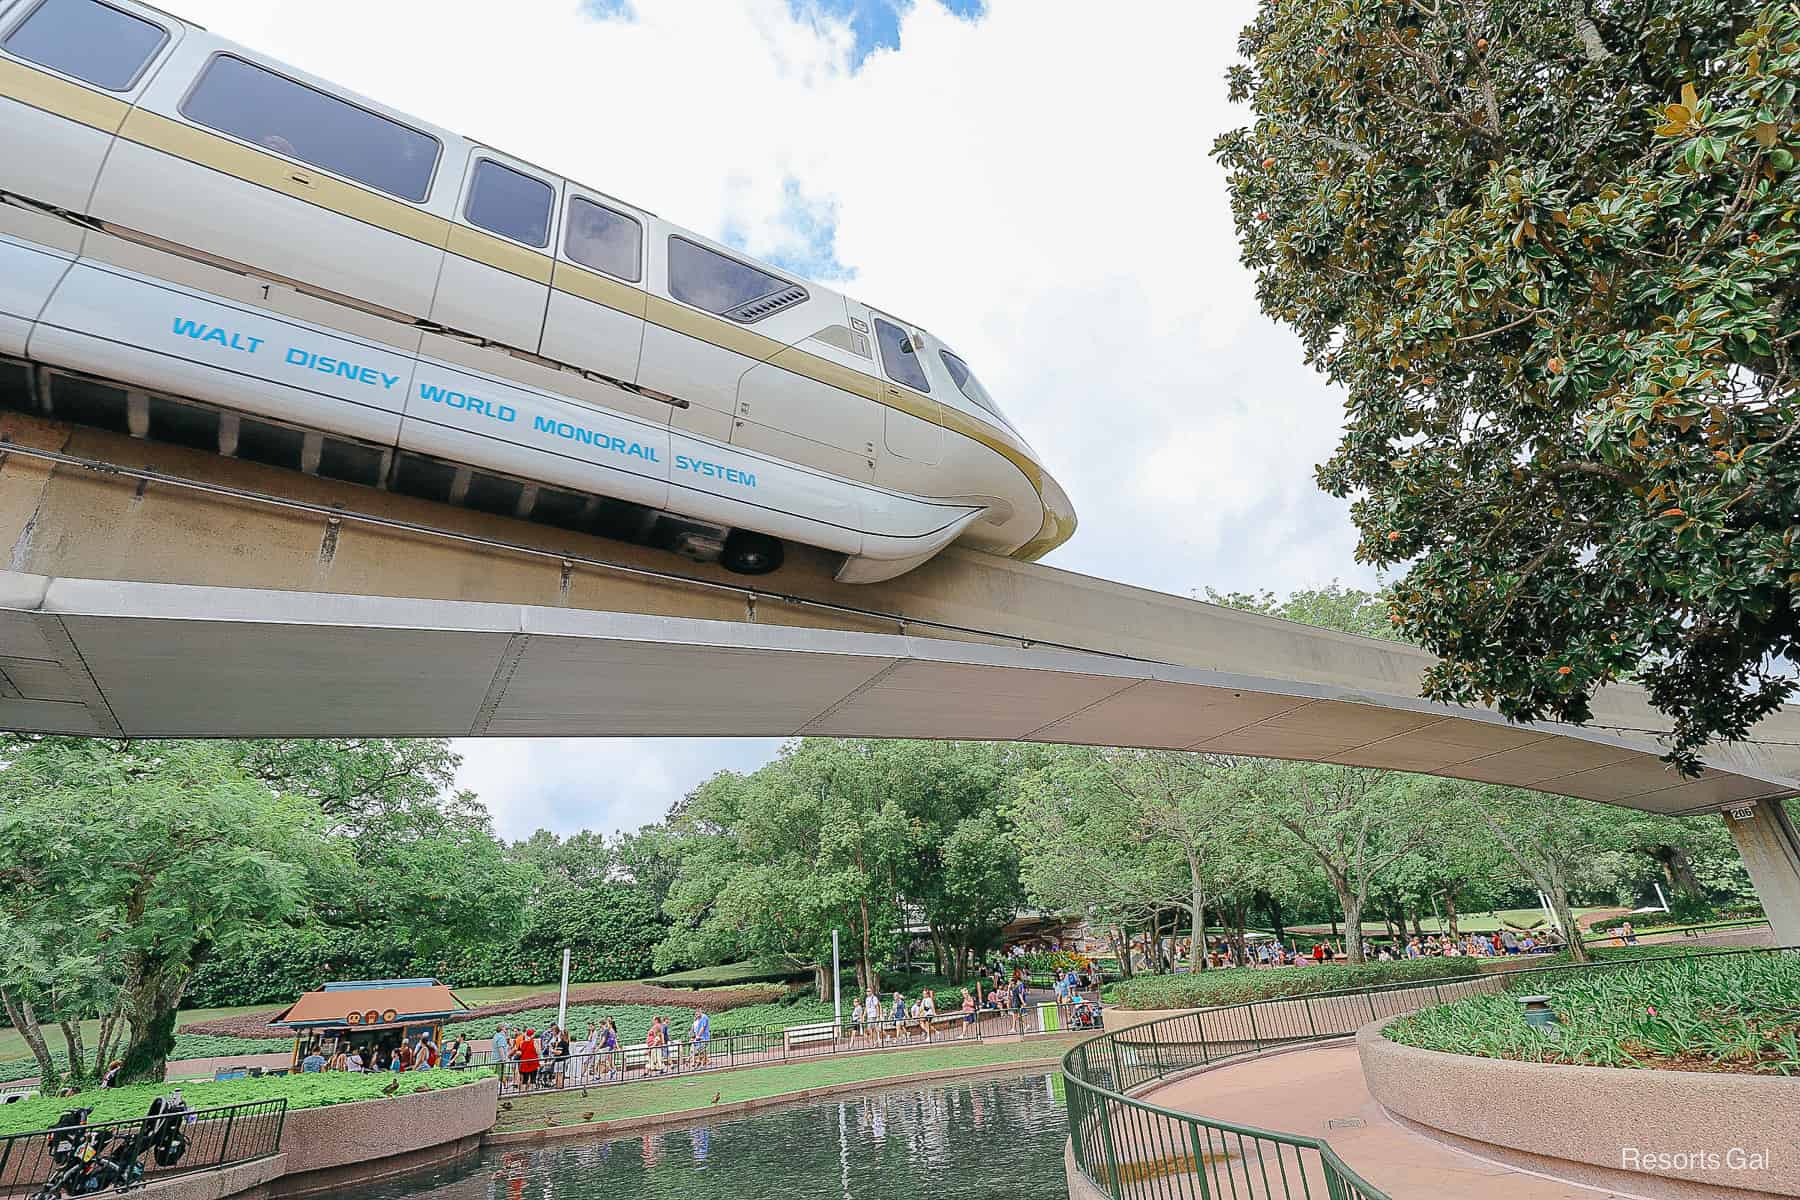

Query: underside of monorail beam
[[4, 406, 1800, 801]]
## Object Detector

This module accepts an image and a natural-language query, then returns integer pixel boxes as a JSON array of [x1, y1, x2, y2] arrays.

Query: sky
[[172, 0, 1375, 840]]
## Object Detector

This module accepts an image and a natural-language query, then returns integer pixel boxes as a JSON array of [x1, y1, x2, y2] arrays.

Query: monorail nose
[[1018, 470, 1078, 562]]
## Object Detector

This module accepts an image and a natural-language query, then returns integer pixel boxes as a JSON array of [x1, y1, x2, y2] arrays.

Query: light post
[[831, 928, 842, 1032]]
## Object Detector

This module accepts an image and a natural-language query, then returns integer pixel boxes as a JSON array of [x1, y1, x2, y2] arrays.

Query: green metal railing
[[1061, 945, 1794, 1200]]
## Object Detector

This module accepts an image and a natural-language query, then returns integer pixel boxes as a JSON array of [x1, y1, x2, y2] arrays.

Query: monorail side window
[[2, 0, 166, 92], [564, 197, 642, 282], [668, 237, 802, 323], [465, 160, 553, 248], [874, 318, 931, 393], [181, 55, 440, 203]]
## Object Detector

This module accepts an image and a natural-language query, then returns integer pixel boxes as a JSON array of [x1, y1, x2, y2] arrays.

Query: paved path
[[1141, 1043, 1628, 1199]]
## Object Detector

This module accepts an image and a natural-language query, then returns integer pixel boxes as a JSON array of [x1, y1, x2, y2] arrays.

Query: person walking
[[865, 987, 884, 1042], [691, 1008, 711, 1068], [600, 1018, 620, 1081]]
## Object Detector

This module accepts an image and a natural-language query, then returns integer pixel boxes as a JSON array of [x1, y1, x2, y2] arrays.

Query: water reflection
[[346, 1071, 1069, 1200]]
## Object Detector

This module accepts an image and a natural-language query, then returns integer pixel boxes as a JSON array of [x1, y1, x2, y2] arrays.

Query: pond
[[342, 1069, 1069, 1200]]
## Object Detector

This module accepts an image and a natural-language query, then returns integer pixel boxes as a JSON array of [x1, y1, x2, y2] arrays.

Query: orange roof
[[274, 982, 465, 1028]]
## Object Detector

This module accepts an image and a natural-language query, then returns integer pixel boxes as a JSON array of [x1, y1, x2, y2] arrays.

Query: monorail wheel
[[721, 530, 783, 576]]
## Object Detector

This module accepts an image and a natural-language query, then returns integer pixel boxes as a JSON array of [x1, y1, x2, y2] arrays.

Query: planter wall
[[1359, 1018, 1800, 1199], [269, 1076, 497, 1198]]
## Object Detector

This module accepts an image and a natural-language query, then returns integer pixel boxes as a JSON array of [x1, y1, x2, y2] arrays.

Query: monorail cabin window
[[565, 197, 642, 282], [2, 0, 167, 91], [181, 55, 440, 203], [874, 318, 931, 393], [668, 237, 800, 322], [465, 160, 553, 248], [940, 350, 998, 416]]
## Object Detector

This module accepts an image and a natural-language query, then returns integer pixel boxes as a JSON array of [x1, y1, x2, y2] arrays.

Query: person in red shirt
[[514, 1028, 541, 1089]]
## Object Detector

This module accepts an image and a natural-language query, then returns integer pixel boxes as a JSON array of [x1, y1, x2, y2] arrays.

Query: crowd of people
[[298, 1031, 475, 1074], [1129, 925, 1572, 972], [1375, 927, 1568, 961], [486, 1009, 713, 1090]]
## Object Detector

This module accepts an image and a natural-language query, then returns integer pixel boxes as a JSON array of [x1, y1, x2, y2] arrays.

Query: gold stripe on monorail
[[1, 57, 1064, 556], [0, 57, 130, 133]]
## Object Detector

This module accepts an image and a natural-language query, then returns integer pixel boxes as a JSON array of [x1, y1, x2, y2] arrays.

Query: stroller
[[1070, 1000, 1104, 1031], [32, 1093, 191, 1198]]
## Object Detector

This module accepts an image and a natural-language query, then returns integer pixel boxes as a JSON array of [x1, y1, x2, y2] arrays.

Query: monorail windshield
[[939, 350, 1017, 431]]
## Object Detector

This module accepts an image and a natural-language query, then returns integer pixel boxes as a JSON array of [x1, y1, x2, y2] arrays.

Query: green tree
[[233, 738, 463, 832], [1015, 748, 1252, 972], [1217, 1, 1800, 770], [1455, 785, 1671, 960], [1204, 583, 1401, 641], [0, 739, 323, 1082], [1249, 763, 1434, 963]]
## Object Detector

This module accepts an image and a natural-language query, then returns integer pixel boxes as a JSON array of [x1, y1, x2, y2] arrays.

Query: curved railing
[[1061, 945, 1793, 1200]]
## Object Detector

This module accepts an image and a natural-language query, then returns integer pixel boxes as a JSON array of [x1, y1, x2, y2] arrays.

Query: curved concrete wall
[[1359, 1020, 1800, 1199], [269, 1075, 497, 1197]]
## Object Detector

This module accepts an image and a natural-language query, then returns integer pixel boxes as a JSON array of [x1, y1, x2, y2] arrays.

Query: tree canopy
[[1216, 0, 1800, 770]]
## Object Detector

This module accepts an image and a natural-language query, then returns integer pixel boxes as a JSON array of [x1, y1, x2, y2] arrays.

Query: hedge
[[1106, 957, 1482, 1010], [0, 1067, 492, 1135], [1587, 906, 1763, 934], [186, 914, 661, 1008]]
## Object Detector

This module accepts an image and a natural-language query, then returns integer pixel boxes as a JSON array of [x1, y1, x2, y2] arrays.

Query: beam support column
[[1724, 799, 1800, 946]]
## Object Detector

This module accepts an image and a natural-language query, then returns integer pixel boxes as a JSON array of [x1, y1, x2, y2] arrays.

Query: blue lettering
[[675, 452, 756, 489], [286, 347, 309, 366], [380, 372, 400, 390], [173, 318, 262, 355]]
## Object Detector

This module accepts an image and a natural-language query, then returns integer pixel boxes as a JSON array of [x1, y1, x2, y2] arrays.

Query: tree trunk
[[60, 1019, 89, 1086], [1652, 845, 1703, 899], [1189, 894, 1206, 973], [1444, 890, 1460, 939], [1111, 926, 1132, 980], [1, 988, 59, 1089], [1410, 908, 1424, 939], [1545, 878, 1586, 963], [1261, 892, 1286, 943], [858, 894, 877, 994], [1335, 880, 1366, 964]]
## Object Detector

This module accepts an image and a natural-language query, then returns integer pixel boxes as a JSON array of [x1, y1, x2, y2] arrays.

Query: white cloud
[[171, 0, 1376, 836]]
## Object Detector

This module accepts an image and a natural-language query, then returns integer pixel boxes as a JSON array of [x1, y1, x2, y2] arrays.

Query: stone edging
[[1358, 1016, 1800, 1200], [485, 1056, 1069, 1147]]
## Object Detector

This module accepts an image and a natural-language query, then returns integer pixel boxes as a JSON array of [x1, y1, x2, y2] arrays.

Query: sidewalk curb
[[483, 1055, 1068, 1147]]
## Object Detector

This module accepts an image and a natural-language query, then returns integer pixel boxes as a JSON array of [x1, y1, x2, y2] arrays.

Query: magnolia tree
[[1216, 1, 1800, 771]]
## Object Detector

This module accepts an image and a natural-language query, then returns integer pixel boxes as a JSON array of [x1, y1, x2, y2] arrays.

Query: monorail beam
[[4, 411, 1800, 796]]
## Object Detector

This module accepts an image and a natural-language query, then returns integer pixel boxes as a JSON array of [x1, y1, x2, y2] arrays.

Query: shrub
[[0, 1067, 491, 1135], [1587, 905, 1762, 934], [1386, 951, 1800, 1074], [1014, 950, 1094, 976], [1106, 958, 1481, 1010]]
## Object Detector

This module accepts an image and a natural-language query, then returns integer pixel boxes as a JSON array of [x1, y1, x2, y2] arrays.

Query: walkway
[[1142, 1043, 1628, 1199]]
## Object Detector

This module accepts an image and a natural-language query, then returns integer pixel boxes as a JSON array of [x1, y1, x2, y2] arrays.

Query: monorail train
[[0, 0, 1076, 581]]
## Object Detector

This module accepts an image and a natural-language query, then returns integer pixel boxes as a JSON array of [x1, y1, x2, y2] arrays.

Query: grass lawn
[[0, 1067, 493, 1135], [492, 1036, 1081, 1133]]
